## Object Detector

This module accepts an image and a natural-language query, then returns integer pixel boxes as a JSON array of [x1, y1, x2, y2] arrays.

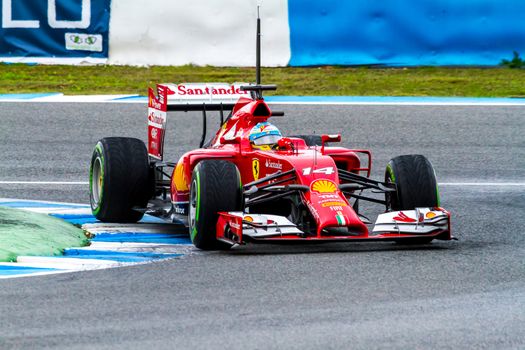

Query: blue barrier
[[2, 1, 524, 66], [0, 0, 110, 59], [288, 0, 525, 66]]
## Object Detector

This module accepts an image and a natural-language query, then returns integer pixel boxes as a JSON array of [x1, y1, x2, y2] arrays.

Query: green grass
[[1, 64, 525, 97]]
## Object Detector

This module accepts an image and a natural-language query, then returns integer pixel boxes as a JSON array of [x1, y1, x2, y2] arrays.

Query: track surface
[[0, 103, 524, 349]]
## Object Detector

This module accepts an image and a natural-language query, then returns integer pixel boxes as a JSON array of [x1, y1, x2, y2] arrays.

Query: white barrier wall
[[108, 0, 290, 66]]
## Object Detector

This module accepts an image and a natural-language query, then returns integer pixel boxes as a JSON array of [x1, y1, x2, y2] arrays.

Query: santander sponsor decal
[[265, 159, 282, 170], [148, 110, 166, 126], [175, 84, 249, 96]]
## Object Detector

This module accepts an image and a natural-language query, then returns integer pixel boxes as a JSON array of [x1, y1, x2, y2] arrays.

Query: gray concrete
[[0, 102, 524, 349]]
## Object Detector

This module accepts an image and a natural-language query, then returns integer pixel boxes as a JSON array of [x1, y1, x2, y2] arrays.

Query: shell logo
[[426, 212, 437, 219], [311, 179, 338, 193]]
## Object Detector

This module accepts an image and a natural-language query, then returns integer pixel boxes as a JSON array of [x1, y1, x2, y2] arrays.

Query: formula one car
[[89, 16, 451, 250]]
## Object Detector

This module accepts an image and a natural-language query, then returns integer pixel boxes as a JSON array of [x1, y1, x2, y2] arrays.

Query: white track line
[[267, 101, 525, 107], [0, 181, 88, 185], [3, 96, 525, 106], [1, 181, 524, 186], [16, 256, 121, 269], [439, 183, 525, 186]]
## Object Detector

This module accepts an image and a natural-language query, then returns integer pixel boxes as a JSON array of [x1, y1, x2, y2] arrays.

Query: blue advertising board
[[0, 0, 110, 60], [288, 0, 525, 66]]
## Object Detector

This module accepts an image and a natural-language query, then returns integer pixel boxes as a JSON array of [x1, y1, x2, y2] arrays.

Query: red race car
[[89, 16, 451, 250]]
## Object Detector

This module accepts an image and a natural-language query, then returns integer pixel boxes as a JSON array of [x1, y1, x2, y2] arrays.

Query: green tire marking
[[191, 227, 197, 241], [386, 164, 395, 182], [195, 171, 201, 222], [190, 170, 201, 242]]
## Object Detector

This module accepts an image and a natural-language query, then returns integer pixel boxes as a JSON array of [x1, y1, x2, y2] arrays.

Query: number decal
[[302, 167, 335, 175]]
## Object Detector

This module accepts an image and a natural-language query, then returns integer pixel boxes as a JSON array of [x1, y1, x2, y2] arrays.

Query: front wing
[[216, 208, 451, 245]]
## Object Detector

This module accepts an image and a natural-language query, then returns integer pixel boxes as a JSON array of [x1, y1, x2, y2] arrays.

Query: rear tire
[[89, 137, 151, 223], [385, 155, 440, 244], [289, 134, 322, 146], [188, 160, 243, 250]]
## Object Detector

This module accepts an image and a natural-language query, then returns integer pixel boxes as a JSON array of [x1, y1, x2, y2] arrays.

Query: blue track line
[[92, 232, 191, 244], [0, 93, 61, 100], [64, 249, 182, 262], [111, 95, 144, 101], [0, 201, 88, 209], [0, 265, 60, 276], [49, 214, 99, 225], [49, 213, 167, 225]]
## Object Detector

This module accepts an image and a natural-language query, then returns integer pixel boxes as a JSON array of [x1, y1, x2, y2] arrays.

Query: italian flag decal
[[336, 211, 346, 226]]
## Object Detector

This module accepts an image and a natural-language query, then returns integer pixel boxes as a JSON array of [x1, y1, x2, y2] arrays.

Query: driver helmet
[[249, 122, 282, 151]]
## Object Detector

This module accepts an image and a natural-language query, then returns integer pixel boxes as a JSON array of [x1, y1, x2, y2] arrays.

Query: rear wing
[[147, 83, 250, 160]]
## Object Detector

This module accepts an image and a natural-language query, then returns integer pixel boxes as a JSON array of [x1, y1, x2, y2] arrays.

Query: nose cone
[[306, 178, 369, 236]]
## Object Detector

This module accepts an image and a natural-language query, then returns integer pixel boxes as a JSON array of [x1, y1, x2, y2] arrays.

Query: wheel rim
[[91, 157, 103, 206]]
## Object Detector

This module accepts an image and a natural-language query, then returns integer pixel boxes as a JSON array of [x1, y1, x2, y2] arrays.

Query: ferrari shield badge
[[252, 158, 260, 181]]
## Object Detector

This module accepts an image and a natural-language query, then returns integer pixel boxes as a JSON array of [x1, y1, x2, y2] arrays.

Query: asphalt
[[0, 102, 524, 349]]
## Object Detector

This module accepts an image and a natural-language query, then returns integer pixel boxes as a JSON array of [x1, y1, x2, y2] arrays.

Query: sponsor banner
[[0, 0, 110, 61]]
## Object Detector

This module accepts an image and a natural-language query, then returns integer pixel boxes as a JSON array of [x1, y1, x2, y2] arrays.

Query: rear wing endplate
[[147, 83, 250, 160]]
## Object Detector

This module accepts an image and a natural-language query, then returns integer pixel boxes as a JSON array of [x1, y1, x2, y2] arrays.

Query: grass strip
[[0, 206, 89, 262], [1, 64, 525, 97]]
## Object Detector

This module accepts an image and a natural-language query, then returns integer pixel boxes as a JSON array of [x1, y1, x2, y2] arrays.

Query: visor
[[252, 134, 282, 146]]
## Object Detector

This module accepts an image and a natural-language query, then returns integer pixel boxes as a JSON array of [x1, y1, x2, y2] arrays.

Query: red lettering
[[177, 85, 187, 95]]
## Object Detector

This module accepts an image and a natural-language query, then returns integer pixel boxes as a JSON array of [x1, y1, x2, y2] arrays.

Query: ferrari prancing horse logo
[[252, 158, 260, 181]]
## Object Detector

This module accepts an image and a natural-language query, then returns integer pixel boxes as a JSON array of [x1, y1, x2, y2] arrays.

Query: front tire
[[189, 160, 243, 250], [89, 137, 151, 223], [385, 155, 439, 211], [385, 155, 440, 244]]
